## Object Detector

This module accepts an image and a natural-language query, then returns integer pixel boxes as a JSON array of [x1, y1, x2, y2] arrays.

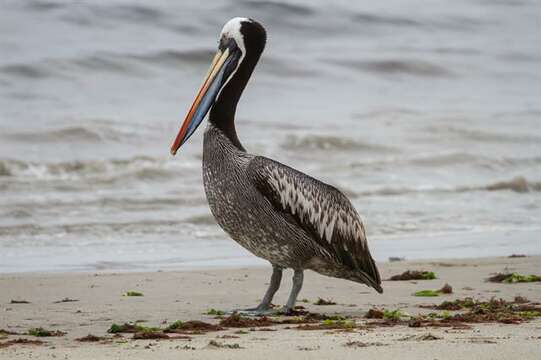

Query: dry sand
[[1, 255, 540, 359]]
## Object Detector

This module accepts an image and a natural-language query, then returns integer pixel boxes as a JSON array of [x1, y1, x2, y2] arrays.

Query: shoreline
[[1, 255, 540, 359], [2, 228, 540, 274]]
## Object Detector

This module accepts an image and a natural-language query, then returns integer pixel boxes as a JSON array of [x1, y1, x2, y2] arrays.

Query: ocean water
[[1, 0, 540, 272]]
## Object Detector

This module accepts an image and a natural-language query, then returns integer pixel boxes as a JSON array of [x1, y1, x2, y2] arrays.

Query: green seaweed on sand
[[388, 271, 436, 281], [108, 323, 159, 334], [414, 283, 453, 297], [27, 328, 66, 337], [366, 308, 407, 321], [487, 272, 541, 283], [205, 308, 225, 316], [383, 309, 407, 321], [426, 311, 451, 320], [414, 290, 440, 297], [322, 319, 355, 328], [124, 291, 144, 297]]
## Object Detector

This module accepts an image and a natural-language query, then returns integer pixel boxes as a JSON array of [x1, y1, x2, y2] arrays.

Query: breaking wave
[[0, 156, 179, 182], [351, 176, 541, 197], [350, 153, 541, 169], [282, 134, 395, 152], [4, 126, 114, 143], [332, 59, 453, 77], [427, 125, 541, 144]]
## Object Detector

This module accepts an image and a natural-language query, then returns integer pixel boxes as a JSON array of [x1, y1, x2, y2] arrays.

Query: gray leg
[[283, 269, 304, 313], [255, 264, 283, 311], [230, 264, 283, 315]]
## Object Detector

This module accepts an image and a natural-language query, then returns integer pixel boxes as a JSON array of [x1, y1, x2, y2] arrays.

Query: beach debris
[[487, 272, 541, 283], [418, 333, 442, 341], [294, 319, 356, 330], [388, 270, 436, 281], [439, 283, 453, 294], [108, 322, 199, 339], [176, 344, 196, 350], [365, 308, 408, 321], [219, 313, 276, 328], [508, 254, 526, 258], [0, 338, 45, 348], [283, 305, 310, 316], [165, 320, 223, 334], [414, 283, 452, 297], [75, 334, 105, 342], [0, 329, 19, 336], [399, 333, 442, 341], [255, 327, 277, 331], [419, 297, 541, 325], [278, 313, 345, 326], [108, 323, 159, 334], [217, 334, 240, 339], [468, 337, 497, 344], [343, 340, 387, 347], [206, 340, 243, 349], [299, 298, 310, 303], [234, 330, 249, 334], [513, 296, 529, 303], [53, 297, 79, 303], [9, 299, 30, 304], [298, 345, 320, 351], [205, 308, 225, 316], [27, 328, 66, 337], [314, 297, 336, 305], [382, 309, 407, 321], [132, 331, 170, 340], [424, 298, 476, 311], [365, 308, 384, 319], [124, 291, 144, 296]]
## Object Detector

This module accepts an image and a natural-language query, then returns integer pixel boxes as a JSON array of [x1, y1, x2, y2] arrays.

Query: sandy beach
[[1, 254, 539, 359]]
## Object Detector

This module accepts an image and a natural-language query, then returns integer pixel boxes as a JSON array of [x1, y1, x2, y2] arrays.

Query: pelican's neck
[[209, 35, 264, 152], [208, 71, 247, 151]]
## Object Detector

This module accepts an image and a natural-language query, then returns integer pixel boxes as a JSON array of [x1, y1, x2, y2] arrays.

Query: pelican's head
[[170, 17, 266, 155]]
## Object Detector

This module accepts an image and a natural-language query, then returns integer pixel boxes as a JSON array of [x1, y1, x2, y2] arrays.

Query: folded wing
[[248, 156, 382, 292]]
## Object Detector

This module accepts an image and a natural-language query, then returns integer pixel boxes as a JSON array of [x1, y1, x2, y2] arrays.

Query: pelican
[[170, 17, 382, 314]]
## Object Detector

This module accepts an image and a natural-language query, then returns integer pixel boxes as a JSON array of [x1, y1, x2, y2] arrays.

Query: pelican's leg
[[282, 269, 304, 314], [231, 264, 283, 315], [255, 264, 283, 310]]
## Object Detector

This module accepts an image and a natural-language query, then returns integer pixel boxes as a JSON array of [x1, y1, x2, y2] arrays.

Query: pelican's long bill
[[170, 46, 240, 155]]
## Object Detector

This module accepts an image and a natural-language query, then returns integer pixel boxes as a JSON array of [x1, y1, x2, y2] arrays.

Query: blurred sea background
[[1, 0, 540, 272]]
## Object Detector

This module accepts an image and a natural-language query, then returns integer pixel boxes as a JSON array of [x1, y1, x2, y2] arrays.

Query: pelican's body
[[171, 18, 382, 313]]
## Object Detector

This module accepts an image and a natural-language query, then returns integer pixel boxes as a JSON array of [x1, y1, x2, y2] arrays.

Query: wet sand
[[1, 255, 540, 359]]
